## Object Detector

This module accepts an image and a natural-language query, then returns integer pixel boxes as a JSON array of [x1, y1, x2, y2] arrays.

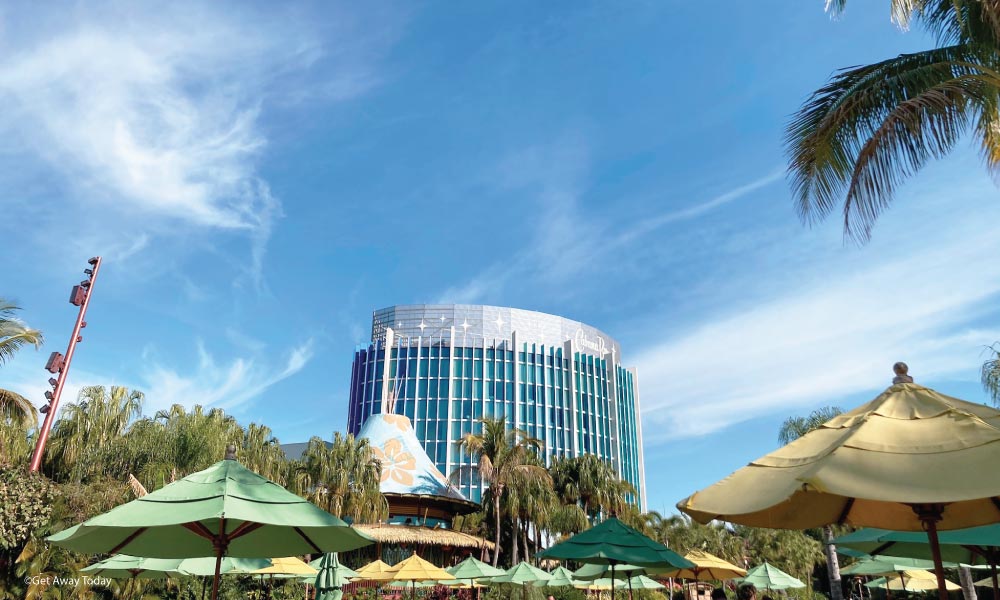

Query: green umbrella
[[573, 562, 647, 581], [177, 557, 275, 600], [840, 556, 949, 576], [544, 566, 581, 588], [447, 555, 505, 599], [538, 518, 694, 600], [627, 575, 665, 590], [491, 561, 552, 600], [176, 556, 273, 576], [311, 554, 359, 580], [81, 555, 183, 600], [49, 449, 373, 600], [737, 562, 806, 591], [81, 554, 183, 579], [315, 553, 351, 600]]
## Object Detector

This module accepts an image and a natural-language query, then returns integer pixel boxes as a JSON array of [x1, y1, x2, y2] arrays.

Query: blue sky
[[4, 2, 1000, 514]]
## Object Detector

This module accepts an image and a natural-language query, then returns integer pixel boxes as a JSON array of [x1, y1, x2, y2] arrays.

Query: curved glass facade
[[347, 304, 646, 509]]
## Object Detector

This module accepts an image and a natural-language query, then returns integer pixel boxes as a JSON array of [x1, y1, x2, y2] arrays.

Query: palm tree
[[0, 299, 42, 366], [293, 432, 387, 523], [45, 385, 144, 482], [787, 1, 1000, 242], [982, 343, 1000, 404], [452, 417, 551, 566], [550, 454, 637, 520], [778, 407, 845, 600], [0, 299, 42, 431], [777, 406, 844, 445]]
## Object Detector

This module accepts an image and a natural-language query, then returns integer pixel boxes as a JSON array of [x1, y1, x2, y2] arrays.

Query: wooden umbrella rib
[[836, 498, 855, 525], [229, 521, 265, 541], [988, 496, 1000, 514], [109, 527, 149, 554], [294, 526, 323, 554], [871, 541, 897, 557], [181, 521, 217, 541]]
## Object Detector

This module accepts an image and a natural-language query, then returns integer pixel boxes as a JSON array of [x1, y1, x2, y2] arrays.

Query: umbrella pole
[[628, 574, 634, 600], [201, 576, 208, 600], [919, 508, 949, 600], [210, 517, 227, 600], [990, 560, 999, 600]]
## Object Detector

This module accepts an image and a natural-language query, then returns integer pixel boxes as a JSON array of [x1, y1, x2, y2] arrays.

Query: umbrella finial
[[892, 362, 913, 384], [225, 444, 237, 460]]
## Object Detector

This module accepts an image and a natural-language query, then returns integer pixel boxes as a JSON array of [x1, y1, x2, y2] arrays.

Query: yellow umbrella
[[385, 553, 456, 600], [657, 550, 747, 580], [251, 556, 317, 600], [251, 557, 317, 576], [355, 559, 396, 581], [867, 570, 961, 592], [678, 370, 1000, 600]]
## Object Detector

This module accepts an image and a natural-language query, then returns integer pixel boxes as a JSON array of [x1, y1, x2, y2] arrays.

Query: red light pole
[[28, 256, 102, 473]]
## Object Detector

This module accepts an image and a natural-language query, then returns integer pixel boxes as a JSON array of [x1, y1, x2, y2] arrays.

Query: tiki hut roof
[[353, 524, 494, 550], [358, 413, 477, 517]]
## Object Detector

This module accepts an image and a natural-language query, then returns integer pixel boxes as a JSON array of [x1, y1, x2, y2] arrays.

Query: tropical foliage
[[452, 417, 552, 565], [787, 1, 1000, 242]]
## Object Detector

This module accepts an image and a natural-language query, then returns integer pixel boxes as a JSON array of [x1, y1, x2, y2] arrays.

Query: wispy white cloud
[[438, 152, 784, 305], [613, 168, 785, 246], [141, 338, 315, 414], [0, 3, 398, 286], [632, 174, 1000, 441], [1, 338, 315, 418]]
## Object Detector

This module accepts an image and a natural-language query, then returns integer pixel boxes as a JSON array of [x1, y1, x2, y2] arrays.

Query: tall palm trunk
[[521, 519, 530, 563], [959, 565, 978, 600], [511, 517, 520, 565], [493, 494, 502, 566], [824, 525, 843, 600]]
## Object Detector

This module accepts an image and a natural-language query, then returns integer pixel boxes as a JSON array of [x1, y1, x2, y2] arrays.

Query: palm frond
[[786, 43, 998, 241], [0, 388, 38, 428], [981, 342, 1000, 405]]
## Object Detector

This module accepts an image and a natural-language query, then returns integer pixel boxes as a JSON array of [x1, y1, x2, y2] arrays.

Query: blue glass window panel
[[474, 381, 483, 399], [419, 360, 428, 377], [454, 360, 463, 378], [440, 380, 449, 397], [429, 380, 439, 398], [420, 347, 430, 358], [484, 403, 494, 417], [474, 361, 483, 378], [428, 400, 437, 419], [463, 379, 472, 399], [417, 402, 427, 419], [462, 400, 472, 419], [506, 363, 514, 379], [486, 349, 495, 360], [418, 380, 428, 397], [487, 383, 495, 400], [437, 421, 448, 438], [506, 382, 514, 399], [442, 347, 450, 358], [474, 348, 483, 359], [430, 358, 439, 375], [438, 399, 447, 417], [431, 346, 439, 358], [451, 421, 461, 437], [473, 402, 483, 418], [452, 400, 462, 415], [496, 382, 504, 400], [486, 361, 495, 379]]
